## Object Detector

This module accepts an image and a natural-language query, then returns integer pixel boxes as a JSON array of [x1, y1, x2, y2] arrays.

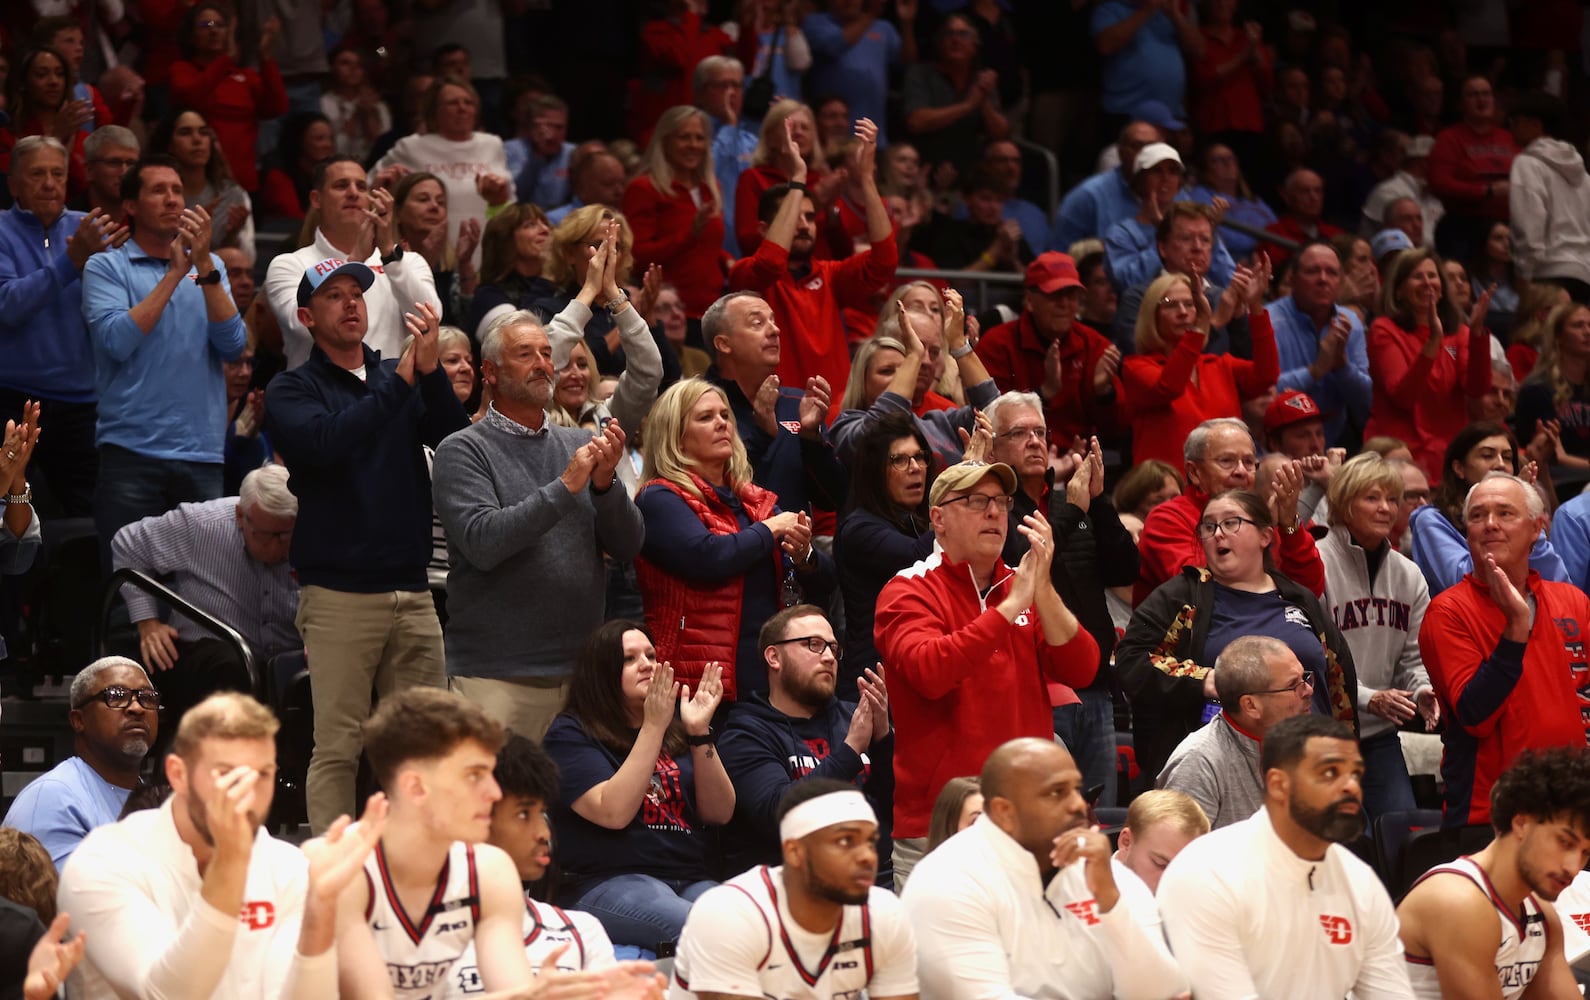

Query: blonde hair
[[751, 99, 816, 169], [0, 828, 56, 923], [173, 692, 279, 761], [1135, 272, 1193, 355], [1325, 452, 1405, 527], [437, 325, 471, 356], [1125, 789, 1211, 839], [640, 106, 722, 214], [545, 204, 634, 291], [1529, 300, 1590, 408], [419, 75, 480, 134], [1359, 435, 1410, 459], [640, 378, 753, 498], [1510, 281, 1573, 351], [839, 335, 909, 411], [875, 280, 945, 334]]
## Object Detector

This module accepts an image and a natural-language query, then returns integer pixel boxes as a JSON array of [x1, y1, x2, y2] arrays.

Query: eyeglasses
[[997, 426, 1046, 442], [940, 493, 1016, 513], [90, 157, 139, 169], [888, 451, 930, 470], [197, 18, 226, 28], [768, 635, 842, 658], [1208, 454, 1259, 472], [1252, 675, 1315, 697], [1158, 297, 1197, 312], [75, 685, 161, 711], [1195, 516, 1258, 538], [242, 510, 293, 543]]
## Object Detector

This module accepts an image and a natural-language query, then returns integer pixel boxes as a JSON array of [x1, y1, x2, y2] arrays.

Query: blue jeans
[[569, 874, 716, 950], [1053, 687, 1119, 808], [93, 445, 222, 579], [1360, 728, 1416, 822]]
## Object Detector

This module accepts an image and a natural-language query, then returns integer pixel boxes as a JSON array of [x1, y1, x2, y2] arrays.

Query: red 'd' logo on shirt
[[1063, 900, 1101, 926], [1319, 915, 1352, 944], [240, 901, 276, 930], [1572, 914, 1590, 934]]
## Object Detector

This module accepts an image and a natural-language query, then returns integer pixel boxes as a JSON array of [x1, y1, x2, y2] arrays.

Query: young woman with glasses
[[1117, 488, 1358, 781]]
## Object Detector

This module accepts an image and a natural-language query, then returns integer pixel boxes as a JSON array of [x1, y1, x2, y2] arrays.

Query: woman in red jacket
[[622, 105, 728, 322], [1364, 247, 1494, 479], [1122, 258, 1278, 468], [169, 2, 288, 193]]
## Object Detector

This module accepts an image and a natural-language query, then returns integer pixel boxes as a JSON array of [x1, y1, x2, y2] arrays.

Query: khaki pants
[[891, 836, 929, 894], [298, 585, 445, 833], [450, 674, 570, 741]]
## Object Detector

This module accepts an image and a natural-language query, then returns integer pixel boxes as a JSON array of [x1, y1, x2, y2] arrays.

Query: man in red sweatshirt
[[728, 115, 896, 405], [874, 460, 1099, 890], [1428, 75, 1518, 261], [1420, 473, 1589, 829], [1134, 416, 1324, 604]]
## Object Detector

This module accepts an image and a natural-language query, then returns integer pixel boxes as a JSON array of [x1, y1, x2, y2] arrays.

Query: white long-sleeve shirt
[[264, 226, 443, 369], [900, 815, 1187, 1000], [58, 798, 334, 1000], [1158, 807, 1411, 1000]]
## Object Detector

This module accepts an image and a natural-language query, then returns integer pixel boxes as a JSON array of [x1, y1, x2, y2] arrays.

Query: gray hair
[[1184, 417, 1253, 464], [480, 310, 544, 366], [1490, 358, 1516, 391], [70, 656, 150, 709], [1462, 471, 1545, 524], [84, 124, 139, 161], [437, 325, 471, 357], [240, 464, 297, 519], [1214, 636, 1292, 714], [693, 55, 744, 97], [985, 391, 1044, 433], [11, 135, 69, 170], [701, 291, 764, 348]]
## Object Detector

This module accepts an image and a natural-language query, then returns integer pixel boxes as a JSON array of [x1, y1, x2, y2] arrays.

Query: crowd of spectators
[[10, 0, 1590, 994]]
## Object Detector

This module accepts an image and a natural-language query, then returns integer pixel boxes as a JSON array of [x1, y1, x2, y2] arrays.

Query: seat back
[[1372, 808, 1443, 889]]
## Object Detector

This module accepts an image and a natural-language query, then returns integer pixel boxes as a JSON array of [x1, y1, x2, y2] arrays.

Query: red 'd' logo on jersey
[[1319, 915, 1352, 944], [1063, 900, 1101, 926], [1571, 914, 1590, 934], [240, 901, 276, 930]]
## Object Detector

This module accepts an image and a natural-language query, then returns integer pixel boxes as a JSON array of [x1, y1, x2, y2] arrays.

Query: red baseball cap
[[1264, 390, 1323, 433], [1025, 252, 1084, 294]]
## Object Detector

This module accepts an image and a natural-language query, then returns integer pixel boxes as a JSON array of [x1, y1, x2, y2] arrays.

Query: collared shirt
[[110, 496, 300, 657], [81, 241, 246, 461], [506, 138, 576, 209], [482, 401, 549, 438], [1266, 295, 1371, 446]]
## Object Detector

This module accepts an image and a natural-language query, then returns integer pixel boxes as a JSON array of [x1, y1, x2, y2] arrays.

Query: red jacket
[[1261, 216, 1344, 269], [1428, 122, 1518, 220], [623, 173, 730, 318], [634, 475, 781, 703], [1134, 489, 1326, 605], [1420, 572, 1589, 827], [1363, 317, 1490, 479], [1191, 28, 1272, 136], [170, 54, 288, 192], [874, 548, 1099, 838], [734, 163, 867, 259], [628, 11, 734, 144], [727, 230, 899, 403], [976, 313, 1124, 448], [1121, 308, 1278, 469]]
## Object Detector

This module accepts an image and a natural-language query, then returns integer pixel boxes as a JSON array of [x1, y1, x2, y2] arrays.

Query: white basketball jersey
[[672, 865, 892, 1000], [1405, 856, 1548, 999], [364, 840, 481, 1000], [442, 896, 616, 998]]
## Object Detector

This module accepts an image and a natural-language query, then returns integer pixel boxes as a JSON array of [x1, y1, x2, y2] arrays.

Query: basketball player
[[333, 689, 623, 999], [668, 779, 918, 1000], [443, 733, 658, 998], [1398, 747, 1590, 998]]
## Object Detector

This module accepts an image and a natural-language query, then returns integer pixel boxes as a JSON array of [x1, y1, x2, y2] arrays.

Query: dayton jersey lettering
[[364, 841, 481, 1000], [443, 897, 616, 998], [1405, 857, 1547, 999]]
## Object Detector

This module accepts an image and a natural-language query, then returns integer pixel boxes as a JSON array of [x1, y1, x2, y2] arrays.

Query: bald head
[[981, 737, 1070, 801], [980, 737, 1088, 865]]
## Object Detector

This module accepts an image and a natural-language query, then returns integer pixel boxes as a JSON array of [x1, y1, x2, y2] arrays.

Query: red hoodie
[[1428, 121, 1518, 220], [1134, 489, 1326, 605]]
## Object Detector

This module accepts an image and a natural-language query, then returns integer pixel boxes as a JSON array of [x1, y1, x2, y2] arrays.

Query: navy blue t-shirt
[[542, 713, 706, 894], [1205, 582, 1332, 718]]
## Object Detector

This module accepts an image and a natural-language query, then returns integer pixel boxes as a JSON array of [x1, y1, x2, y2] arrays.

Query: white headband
[[779, 790, 877, 843]]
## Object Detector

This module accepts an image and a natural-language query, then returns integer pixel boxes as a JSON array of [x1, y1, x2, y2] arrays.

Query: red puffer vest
[[634, 473, 782, 702]]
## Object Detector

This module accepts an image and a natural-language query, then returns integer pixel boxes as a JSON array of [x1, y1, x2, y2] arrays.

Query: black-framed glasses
[[75, 685, 161, 711], [768, 635, 842, 658], [1195, 516, 1258, 538], [1252, 675, 1314, 697], [941, 493, 1016, 513], [887, 451, 930, 470], [996, 426, 1046, 442]]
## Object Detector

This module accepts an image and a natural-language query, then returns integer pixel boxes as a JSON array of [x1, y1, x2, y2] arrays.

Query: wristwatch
[[194, 269, 222, 285], [3, 483, 32, 505], [950, 342, 976, 360], [686, 729, 716, 747], [381, 244, 405, 266]]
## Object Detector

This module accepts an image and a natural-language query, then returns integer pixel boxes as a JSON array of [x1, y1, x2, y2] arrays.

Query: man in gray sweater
[[432, 308, 641, 739], [1157, 635, 1313, 829]]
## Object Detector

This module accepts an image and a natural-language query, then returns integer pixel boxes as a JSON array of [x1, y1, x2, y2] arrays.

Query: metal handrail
[[1013, 137, 1061, 219], [98, 568, 261, 701], [1220, 218, 1303, 252]]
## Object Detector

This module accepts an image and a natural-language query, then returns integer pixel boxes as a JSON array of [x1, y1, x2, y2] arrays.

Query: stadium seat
[[1371, 808, 1442, 889], [1392, 824, 1496, 901]]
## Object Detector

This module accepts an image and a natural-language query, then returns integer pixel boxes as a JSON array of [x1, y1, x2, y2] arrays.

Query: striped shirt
[[110, 497, 300, 656]]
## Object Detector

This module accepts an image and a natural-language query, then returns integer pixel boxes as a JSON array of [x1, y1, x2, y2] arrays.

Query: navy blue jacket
[[717, 692, 894, 885], [707, 366, 848, 516], [265, 345, 469, 592]]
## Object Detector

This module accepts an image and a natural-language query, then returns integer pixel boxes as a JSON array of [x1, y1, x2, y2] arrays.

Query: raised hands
[[24, 913, 86, 1000], [1481, 552, 1532, 641], [352, 187, 396, 261], [1092, 345, 1122, 396], [852, 117, 879, 188], [798, 376, 831, 439], [845, 664, 891, 752], [680, 661, 725, 733], [304, 793, 388, 905], [0, 400, 42, 490], [776, 115, 808, 183], [944, 287, 968, 348], [67, 209, 129, 269], [752, 374, 782, 437], [476, 171, 511, 207], [560, 421, 626, 494], [1467, 283, 1497, 336], [1050, 826, 1121, 913], [1066, 436, 1106, 508], [776, 510, 815, 566], [403, 301, 442, 376], [958, 407, 995, 464], [642, 661, 680, 733], [1266, 458, 1304, 530]]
